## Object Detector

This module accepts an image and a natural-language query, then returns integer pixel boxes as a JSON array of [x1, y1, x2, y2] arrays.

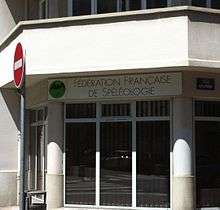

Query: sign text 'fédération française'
[[48, 72, 182, 100]]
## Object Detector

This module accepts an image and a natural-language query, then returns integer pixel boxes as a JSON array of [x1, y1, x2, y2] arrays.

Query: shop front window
[[195, 101, 220, 207], [65, 101, 170, 207]]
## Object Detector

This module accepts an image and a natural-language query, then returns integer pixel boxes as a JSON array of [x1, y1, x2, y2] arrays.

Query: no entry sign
[[13, 43, 24, 89]]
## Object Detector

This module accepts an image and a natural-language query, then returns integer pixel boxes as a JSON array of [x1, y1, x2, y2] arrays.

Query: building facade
[[1, 1, 220, 210]]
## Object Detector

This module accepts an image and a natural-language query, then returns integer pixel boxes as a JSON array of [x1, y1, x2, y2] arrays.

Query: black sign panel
[[197, 78, 215, 90]]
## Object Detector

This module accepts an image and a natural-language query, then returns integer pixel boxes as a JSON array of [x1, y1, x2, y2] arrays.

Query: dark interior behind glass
[[97, 0, 117, 14], [212, 0, 220, 9], [147, 0, 167, 9], [196, 121, 220, 207], [72, 0, 91, 16], [192, 0, 206, 7], [137, 121, 170, 207], [130, 0, 142, 10]]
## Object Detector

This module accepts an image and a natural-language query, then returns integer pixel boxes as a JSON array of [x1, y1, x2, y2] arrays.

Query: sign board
[[13, 43, 24, 89], [197, 78, 215, 90], [48, 72, 182, 100]]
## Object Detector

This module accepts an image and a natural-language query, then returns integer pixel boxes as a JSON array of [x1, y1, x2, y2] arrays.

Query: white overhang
[[1, 6, 220, 88]]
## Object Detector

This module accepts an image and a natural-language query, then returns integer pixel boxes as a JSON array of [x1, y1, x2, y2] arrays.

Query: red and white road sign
[[13, 43, 24, 88]]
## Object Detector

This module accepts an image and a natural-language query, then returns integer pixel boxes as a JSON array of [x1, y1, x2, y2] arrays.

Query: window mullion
[[117, 0, 120, 12], [67, 0, 73, 16], [207, 0, 211, 7], [142, 0, 147, 9], [92, 0, 97, 14]]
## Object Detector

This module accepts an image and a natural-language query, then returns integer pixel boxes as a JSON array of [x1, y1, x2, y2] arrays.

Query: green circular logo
[[49, 80, 66, 98]]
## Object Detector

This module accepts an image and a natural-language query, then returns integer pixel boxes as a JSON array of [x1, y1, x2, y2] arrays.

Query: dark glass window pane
[[66, 103, 96, 118], [65, 123, 96, 205], [37, 126, 44, 190], [195, 101, 220, 117], [129, 0, 142, 10], [29, 126, 36, 190], [44, 107, 48, 121], [72, 0, 91, 16], [136, 101, 169, 117], [192, 0, 206, 7], [212, 0, 220, 9], [37, 109, 44, 121], [147, 0, 167, 8], [102, 104, 130, 117], [30, 110, 36, 123], [196, 121, 220, 207], [97, 0, 117, 14], [101, 122, 132, 206], [137, 121, 170, 207]]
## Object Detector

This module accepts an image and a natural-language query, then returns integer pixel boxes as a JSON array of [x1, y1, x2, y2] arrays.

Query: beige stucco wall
[[182, 71, 220, 98], [188, 11, 220, 68]]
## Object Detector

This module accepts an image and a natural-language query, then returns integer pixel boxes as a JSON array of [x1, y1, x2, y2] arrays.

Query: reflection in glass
[[196, 121, 220, 207], [65, 123, 96, 205], [137, 121, 170, 207], [101, 122, 132, 206], [97, 0, 117, 14]]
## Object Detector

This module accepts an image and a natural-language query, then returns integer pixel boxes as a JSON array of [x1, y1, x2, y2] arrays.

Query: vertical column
[[172, 98, 195, 210], [46, 102, 64, 209]]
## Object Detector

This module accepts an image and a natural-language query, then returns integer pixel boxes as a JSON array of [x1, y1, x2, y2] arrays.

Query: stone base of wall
[[0, 171, 17, 207]]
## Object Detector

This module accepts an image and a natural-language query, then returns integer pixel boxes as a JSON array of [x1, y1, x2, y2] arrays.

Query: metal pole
[[19, 61, 26, 210]]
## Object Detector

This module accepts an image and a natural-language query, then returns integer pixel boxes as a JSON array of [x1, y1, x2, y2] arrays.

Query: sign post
[[13, 43, 26, 210]]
